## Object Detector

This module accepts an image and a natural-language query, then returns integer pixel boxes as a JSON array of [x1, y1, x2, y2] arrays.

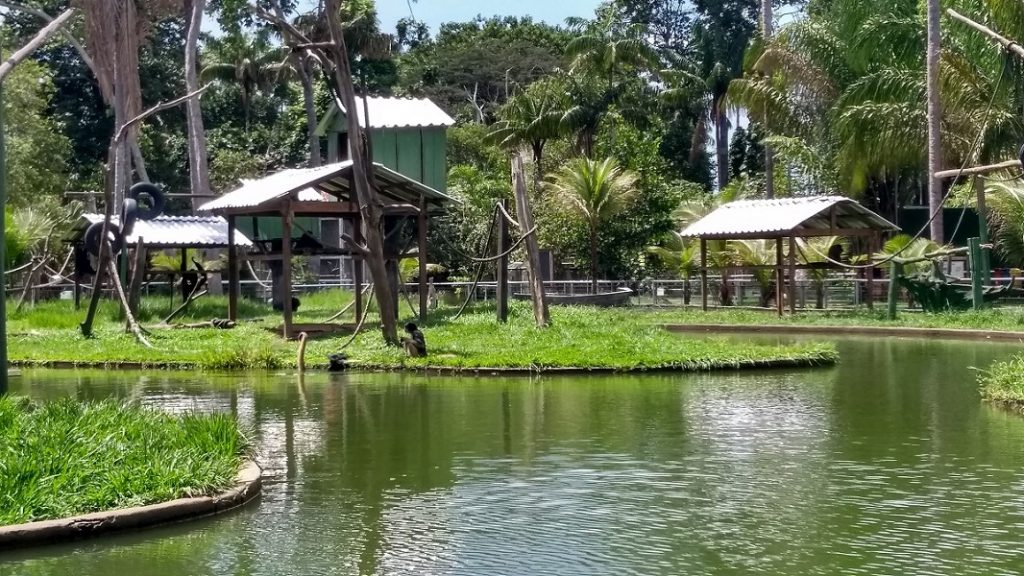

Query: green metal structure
[[0, 78, 7, 395]]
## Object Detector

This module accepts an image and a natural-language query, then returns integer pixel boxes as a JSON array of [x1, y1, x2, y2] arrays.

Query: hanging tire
[[129, 182, 165, 221], [84, 221, 124, 257], [120, 198, 138, 237]]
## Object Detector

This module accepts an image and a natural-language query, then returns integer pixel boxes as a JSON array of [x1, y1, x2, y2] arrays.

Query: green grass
[[0, 397, 249, 525], [5, 291, 835, 371], [979, 355, 1024, 409], [640, 306, 1024, 332]]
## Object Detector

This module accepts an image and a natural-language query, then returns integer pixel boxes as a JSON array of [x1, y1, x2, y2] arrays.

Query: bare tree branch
[[0, 1, 95, 74], [0, 8, 76, 82], [113, 85, 211, 144]]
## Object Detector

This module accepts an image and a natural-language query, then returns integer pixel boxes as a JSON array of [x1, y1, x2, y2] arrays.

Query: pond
[[3, 337, 1024, 575]]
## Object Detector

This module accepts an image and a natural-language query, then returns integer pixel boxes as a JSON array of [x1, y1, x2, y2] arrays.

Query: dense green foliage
[[0, 397, 248, 524]]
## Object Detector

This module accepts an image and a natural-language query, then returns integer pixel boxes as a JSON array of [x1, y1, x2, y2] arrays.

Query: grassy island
[[5, 292, 836, 372], [0, 397, 249, 525], [979, 355, 1024, 410]]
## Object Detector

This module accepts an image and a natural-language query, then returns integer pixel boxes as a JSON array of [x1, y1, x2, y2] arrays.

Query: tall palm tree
[[565, 18, 660, 91], [926, 0, 943, 243], [547, 157, 638, 290], [486, 77, 566, 189], [201, 31, 286, 131], [184, 0, 210, 210]]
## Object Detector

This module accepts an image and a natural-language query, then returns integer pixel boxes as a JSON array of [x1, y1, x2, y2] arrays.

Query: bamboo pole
[[947, 9, 1024, 60], [934, 159, 1020, 179], [775, 238, 784, 316], [0, 8, 76, 82], [700, 239, 708, 311]]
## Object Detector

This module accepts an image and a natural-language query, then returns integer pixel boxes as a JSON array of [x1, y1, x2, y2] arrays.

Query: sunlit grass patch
[[0, 397, 250, 525]]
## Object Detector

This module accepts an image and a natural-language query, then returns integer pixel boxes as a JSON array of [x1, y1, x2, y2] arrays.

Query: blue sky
[[294, 0, 601, 35]]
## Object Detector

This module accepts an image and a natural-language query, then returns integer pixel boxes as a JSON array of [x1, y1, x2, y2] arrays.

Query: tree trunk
[[324, 0, 398, 344], [512, 154, 549, 326], [761, 0, 775, 199], [589, 226, 599, 293], [926, 0, 944, 243], [184, 0, 210, 212], [300, 57, 321, 168], [715, 101, 729, 190]]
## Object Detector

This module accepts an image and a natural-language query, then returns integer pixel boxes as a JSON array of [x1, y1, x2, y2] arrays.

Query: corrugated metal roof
[[680, 196, 899, 239], [317, 97, 455, 133], [199, 160, 458, 213], [73, 214, 253, 248]]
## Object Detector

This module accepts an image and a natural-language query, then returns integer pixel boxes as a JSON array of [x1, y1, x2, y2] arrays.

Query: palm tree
[[926, 0, 942, 243], [983, 179, 1024, 268], [184, 0, 210, 210], [730, 239, 777, 307], [201, 31, 286, 131], [647, 231, 699, 304], [547, 157, 638, 291], [565, 18, 660, 92], [486, 77, 566, 190], [797, 236, 847, 308]]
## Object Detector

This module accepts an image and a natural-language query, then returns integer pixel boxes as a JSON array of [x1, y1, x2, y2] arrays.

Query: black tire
[[84, 222, 124, 257], [129, 182, 166, 221], [120, 198, 138, 237]]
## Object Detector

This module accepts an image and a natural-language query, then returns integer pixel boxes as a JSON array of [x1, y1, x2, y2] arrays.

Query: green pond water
[[4, 337, 1024, 575]]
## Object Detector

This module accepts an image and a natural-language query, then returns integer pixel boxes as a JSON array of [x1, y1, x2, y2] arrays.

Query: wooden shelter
[[199, 160, 457, 338], [680, 196, 900, 315], [67, 214, 253, 308]]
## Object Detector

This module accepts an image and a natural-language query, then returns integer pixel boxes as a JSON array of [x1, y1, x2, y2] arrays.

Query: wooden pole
[[281, 202, 294, 339], [887, 261, 901, 320], [179, 248, 188, 302], [353, 216, 364, 324], [975, 177, 991, 284], [126, 236, 146, 321], [227, 215, 239, 321], [775, 238, 784, 316], [496, 199, 509, 322], [866, 234, 876, 309], [788, 236, 796, 314], [969, 237, 984, 309], [947, 9, 1024, 61], [417, 197, 427, 322], [934, 159, 1020, 180], [700, 238, 708, 311], [512, 154, 549, 326]]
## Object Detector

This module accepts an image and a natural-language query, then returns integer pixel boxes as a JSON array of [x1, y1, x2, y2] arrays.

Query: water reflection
[[3, 338, 1024, 575]]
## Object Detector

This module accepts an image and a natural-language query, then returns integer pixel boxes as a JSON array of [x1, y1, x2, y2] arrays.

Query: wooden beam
[[934, 159, 1020, 180], [700, 239, 708, 311], [512, 154, 549, 326], [281, 202, 294, 339], [417, 196, 428, 322], [775, 238, 784, 317], [788, 236, 797, 314], [227, 215, 239, 321], [353, 216, 364, 324], [285, 200, 359, 214], [866, 233, 876, 309], [496, 200, 509, 322]]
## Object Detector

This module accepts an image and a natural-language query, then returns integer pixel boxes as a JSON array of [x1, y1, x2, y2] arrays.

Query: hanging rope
[[450, 206, 501, 320], [324, 282, 373, 322], [336, 289, 376, 351], [4, 261, 36, 276], [246, 260, 273, 289]]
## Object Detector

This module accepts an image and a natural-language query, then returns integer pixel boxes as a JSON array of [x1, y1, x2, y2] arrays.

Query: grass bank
[[0, 397, 249, 525], [6, 293, 835, 371], [644, 306, 1024, 332], [979, 355, 1024, 410]]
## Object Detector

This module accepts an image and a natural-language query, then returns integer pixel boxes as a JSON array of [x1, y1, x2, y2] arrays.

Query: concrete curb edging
[[665, 324, 1024, 342], [0, 460, 262, 551]]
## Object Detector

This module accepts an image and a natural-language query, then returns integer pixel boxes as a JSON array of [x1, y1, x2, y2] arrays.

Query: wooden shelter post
[[417, 197, 428, 322], [179, 248, 187, 302], [700, 238, 708, 311], [353, 215, 364, 324], [788, 236, 796, 314], [866, 233, 876, 309], [496, 199, 509, 322], [775, 238, 784, 317], [227, 215, 238, 321], [281, 201, 294, 339]]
